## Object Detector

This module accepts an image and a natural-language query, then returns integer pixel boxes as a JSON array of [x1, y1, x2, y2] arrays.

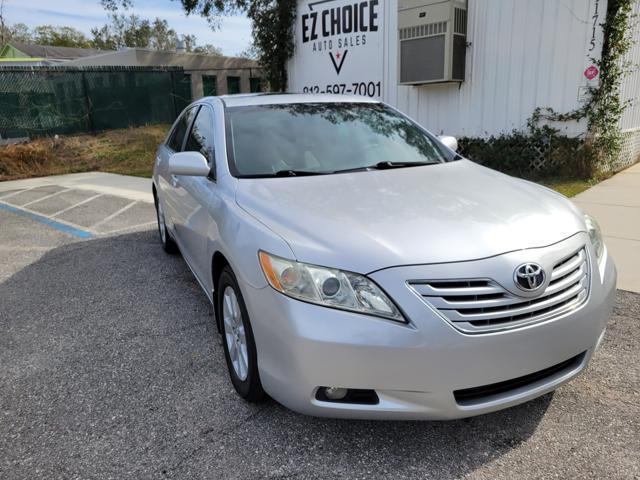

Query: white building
[[288, 0, 640, 170]]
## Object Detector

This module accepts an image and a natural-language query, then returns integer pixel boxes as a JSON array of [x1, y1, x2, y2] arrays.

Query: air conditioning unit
[[398, 0, 468, 85]]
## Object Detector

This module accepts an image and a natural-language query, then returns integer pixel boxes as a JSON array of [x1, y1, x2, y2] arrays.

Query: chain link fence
[[0, 66, 192, 140]]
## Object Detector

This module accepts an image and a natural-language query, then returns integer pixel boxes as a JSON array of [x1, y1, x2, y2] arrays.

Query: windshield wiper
[[255, 162, 440, 177], [372, 161, 439, 169], [331, 166, 374, 174], [332, 161, 439, 174], [274, 169, 327, 177]]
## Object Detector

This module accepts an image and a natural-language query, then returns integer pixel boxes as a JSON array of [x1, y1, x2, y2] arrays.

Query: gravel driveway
[[0, 207, 638, 479]]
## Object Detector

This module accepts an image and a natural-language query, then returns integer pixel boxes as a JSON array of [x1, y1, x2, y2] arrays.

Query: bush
[[458, 125, 596, 181]]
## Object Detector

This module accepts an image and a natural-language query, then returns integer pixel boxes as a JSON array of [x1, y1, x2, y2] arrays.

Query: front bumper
[[241, 234, 617, 420]]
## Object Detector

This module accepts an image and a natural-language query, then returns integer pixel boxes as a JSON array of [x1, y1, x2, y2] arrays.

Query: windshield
[[224, 102, 452, 178]]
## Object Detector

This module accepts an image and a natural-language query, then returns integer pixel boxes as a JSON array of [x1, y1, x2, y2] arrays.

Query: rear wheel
[[217, 266, 264, 402], [154, 194, 178, 254]]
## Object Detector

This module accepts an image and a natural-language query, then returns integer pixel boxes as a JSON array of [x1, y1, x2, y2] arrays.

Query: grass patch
[[0, 128, 599, 200], [542, 178, 598, 197], [0, 125, 168, 182]]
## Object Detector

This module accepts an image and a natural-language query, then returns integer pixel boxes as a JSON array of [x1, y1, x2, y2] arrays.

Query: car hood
[[235, 160, 585, 273]]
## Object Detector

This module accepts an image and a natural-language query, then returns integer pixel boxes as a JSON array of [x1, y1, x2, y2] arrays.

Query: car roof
[[207, 93, 380, 108]]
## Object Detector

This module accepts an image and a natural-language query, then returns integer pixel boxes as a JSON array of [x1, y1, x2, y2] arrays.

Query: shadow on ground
[[1, 231, 628, 479]]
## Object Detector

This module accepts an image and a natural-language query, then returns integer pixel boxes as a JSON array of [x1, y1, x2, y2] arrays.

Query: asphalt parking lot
[[1, 182, 639, 479]]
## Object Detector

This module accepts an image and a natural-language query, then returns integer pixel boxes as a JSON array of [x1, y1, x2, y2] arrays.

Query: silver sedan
[[152, 94, 616, 420]]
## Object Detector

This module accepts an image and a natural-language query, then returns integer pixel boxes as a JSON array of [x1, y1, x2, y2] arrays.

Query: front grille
[[408, 248, 589, 333], [453, 351, 586, 405]]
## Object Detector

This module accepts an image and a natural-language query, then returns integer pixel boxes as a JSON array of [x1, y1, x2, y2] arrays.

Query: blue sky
[[3, 0, 253, 56]]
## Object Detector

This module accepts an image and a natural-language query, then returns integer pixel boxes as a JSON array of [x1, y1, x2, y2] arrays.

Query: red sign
[[584, 65, 599, 80]]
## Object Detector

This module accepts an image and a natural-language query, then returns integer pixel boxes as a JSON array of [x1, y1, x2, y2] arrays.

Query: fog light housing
[[315, 387, 379, 404], [323, 386, 348, 400]]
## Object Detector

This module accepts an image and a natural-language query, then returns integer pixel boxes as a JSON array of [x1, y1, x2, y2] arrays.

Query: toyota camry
[[152, 94, 616, 420]]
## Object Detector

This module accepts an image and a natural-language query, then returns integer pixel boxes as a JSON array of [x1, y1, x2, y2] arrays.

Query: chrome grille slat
[[410, 283, 503, 297], [462, 292, 588, 333], [551, 249, 585, 280], [544, 265, 586, 295], [426, 294, 517, 310], [407, 247, 590, 333], [443, 281, 584, 322]]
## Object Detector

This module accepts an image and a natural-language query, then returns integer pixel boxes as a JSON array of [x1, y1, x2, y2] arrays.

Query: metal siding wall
[[619, 0, 640, 131], [384, 0, 604, 138]]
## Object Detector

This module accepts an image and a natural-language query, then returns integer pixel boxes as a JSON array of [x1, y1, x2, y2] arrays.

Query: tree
[[232, 0, 296, 91], [91, 14, 213, 52], [94, 3, 226, 54], [7, 23, 30, 43], [90, 24, 116, 50], [193, 43, 223, 55], [98, 0, 293, 90], [100, 0, 134, 10], [180, 34, 199, 52], [0, 22, 31, 47], [91, 14, 153, 50], [0, 0, 88, 49], [0, 0, 6, 46], [171, 1, 296, 90], [1, 21, 93, 50], [0, 1, 29, 47], [235, 42, 257, 60], [32, 25, 91, 48], [148, 17, 178, 51]]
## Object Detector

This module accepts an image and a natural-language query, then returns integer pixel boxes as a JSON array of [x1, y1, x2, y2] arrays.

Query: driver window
[[167, 107, 198, 152], [184, 106, 216, 176]]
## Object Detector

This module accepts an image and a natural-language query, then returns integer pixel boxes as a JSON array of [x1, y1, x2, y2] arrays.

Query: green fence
[[0, 66, 192, 139]]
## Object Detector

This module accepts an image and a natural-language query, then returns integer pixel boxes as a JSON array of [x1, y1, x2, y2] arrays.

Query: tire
[[154, 194, 178, 254], [217, 266, 264, 402]]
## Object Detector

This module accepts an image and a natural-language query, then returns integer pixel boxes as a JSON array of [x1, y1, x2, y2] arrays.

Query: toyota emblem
[[514, 263, 546, 291]]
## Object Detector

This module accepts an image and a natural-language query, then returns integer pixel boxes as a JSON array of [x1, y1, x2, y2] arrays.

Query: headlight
[[584, 214, 604, 262], [258, 251, 405, 322]]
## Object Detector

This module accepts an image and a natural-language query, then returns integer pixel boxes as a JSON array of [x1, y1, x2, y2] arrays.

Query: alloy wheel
[[222, 286, 249, 381]]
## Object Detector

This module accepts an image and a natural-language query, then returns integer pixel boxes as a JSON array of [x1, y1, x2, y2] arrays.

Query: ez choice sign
[[289, 0, 385, 99]]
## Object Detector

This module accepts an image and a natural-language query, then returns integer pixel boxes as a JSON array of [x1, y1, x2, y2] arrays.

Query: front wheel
[[217, 266, 264, 402]]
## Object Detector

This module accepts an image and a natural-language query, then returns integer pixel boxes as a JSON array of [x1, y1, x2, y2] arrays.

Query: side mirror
[[168, 151, 210, 177], [438, 135, 458, 152]]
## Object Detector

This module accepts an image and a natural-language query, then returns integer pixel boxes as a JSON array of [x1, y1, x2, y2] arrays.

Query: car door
[[157, 106, 198, 234], [171, 105, 218, 285]]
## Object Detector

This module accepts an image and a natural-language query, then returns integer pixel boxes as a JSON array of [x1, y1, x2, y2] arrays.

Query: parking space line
[[90, 201, 138, 229], [101, 221, 157, 236], [51, 194, 104, 218], [22, 188, 73, 207], [0, 186, 36, 200], [0, 202, 92, 239]]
